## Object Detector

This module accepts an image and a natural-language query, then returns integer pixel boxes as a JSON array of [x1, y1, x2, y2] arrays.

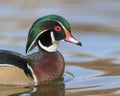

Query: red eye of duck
[[54, 26, 62, 32]]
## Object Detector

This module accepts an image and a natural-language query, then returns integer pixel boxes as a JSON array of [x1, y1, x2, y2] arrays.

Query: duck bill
[[64, 29, 82, 46]]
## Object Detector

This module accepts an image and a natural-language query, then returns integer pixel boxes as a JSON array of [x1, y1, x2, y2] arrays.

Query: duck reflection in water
[[0, 79, 65, 96], [32, 80, 65, 96]]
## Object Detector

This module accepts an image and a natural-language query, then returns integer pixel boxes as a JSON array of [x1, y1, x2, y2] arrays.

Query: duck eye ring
[[54, 26, 61, 32]]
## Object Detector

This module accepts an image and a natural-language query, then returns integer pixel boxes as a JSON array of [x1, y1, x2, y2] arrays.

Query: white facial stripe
[[50, 31, 55, 43], [27, 29, 48, 53], [38, 40, 59, 52], [37, 31, 59, 52]]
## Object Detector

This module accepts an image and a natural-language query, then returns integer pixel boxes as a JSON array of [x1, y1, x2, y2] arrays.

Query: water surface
[[0, 0, 120, 96]]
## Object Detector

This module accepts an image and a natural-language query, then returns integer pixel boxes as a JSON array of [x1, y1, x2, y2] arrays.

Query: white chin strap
[[38, 32, 60, 52]]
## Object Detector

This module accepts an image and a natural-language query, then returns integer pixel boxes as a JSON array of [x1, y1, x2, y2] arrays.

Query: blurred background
[[0, 0, 120, 60], [0, 0, 120, 96]]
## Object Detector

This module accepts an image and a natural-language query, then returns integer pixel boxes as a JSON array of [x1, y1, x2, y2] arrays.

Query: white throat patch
[[38, 32, 60, 52]]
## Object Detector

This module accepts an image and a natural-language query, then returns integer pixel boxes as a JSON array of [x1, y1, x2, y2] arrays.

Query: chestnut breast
[[28, 51, 65, 83]]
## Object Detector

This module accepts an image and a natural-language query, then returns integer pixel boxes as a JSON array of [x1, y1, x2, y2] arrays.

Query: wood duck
[[0, 15, 82, 85]]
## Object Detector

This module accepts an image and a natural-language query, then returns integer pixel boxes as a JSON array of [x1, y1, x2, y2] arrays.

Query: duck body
[[0, 15, 81, 85], [0, 50, 64, 85]]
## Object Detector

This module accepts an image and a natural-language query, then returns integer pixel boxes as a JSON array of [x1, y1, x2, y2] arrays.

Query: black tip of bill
[[77, 42, 82, 46]]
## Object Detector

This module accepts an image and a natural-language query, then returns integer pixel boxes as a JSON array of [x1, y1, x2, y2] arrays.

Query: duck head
[[26, 15, 82, 53]]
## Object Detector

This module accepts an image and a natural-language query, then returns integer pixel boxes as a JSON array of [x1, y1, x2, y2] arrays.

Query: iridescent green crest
[[26, 15, 71, 53]]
